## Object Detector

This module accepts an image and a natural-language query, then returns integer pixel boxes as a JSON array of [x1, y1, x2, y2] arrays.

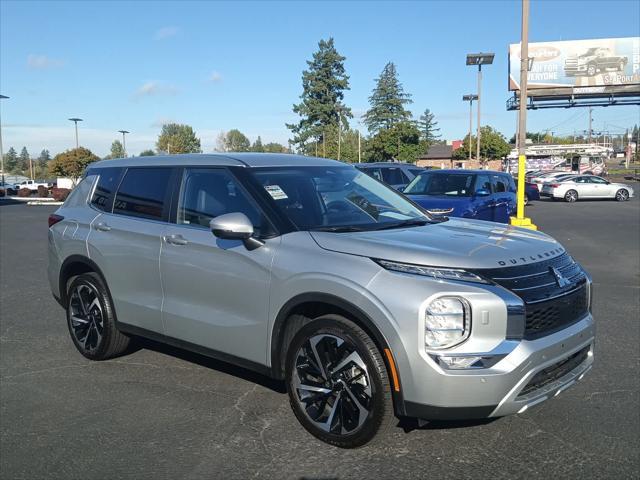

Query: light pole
[[68, 118, 83, 149], [118, 130, 130, 157], [510, 0, 536, 230], [462, 94, 478, 161], [0, 95, 8, 184], [466, 52, 494, 164]]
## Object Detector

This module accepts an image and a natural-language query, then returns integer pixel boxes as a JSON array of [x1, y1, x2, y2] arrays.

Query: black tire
[[285, 314, 395, 448], [587, 64, 597, 76], [615, 189, 629, 202], [524, 194, 529, 205], [565, 189, 578, 203], [66, 272, 131, 360]]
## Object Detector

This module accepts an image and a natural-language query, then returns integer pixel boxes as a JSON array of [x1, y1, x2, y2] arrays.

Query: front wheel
[[615, 189, 629, 201], [565, 190, 579, 202], [587, 64, 597, 76], [285, 314, 395, 448]]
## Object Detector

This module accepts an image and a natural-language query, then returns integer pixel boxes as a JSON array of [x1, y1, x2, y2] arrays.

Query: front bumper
[[400, 313, 595, 420]]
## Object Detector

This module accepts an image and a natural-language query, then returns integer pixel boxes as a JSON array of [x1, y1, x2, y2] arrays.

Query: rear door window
[[90, 167, 124, 212], [113, 168, 173, 221], [475, 174, 493, 193], [381, 167, 409, 185], [491, 175, 508, 193]]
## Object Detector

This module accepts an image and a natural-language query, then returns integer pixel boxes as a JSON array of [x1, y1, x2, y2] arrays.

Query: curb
[[27, 201, 64, 206]]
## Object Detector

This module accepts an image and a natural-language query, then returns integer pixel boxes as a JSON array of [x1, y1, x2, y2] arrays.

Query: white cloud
[[27, 54, 65, 69], [208, 71, 223, 83], [151, 117, 177, 128], [133, 81, 178, 99], [154, 26, 179, 40]]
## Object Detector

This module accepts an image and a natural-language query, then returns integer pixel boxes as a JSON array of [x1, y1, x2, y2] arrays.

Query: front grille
[[475, 253, 589, 338], [518, 346, 590, 397]]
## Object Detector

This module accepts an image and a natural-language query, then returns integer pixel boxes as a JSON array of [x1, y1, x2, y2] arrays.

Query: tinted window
[[404, 173, 475, 197], [574, 176, 589, 183], [409, 168, 424, 177], [492, 175, 508, 193], [475, 174, 493, 193], [90, 167, 124, 212], [177, 168, 271, 236], [381, 167, 408, 185], [589, 176, 608, 184], [64, 174, 97, 208], [113, 168, 172, 220]]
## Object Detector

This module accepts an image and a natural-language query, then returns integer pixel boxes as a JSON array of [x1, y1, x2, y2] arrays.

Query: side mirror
[[475, 188, 491, 196], [209, 212, 264, 250]]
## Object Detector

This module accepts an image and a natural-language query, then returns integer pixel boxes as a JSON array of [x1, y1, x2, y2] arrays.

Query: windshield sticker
[[264, 185, 288, 200]]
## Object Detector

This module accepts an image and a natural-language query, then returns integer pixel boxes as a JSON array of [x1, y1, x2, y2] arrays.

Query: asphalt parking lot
[[1, 194, 639, 480]]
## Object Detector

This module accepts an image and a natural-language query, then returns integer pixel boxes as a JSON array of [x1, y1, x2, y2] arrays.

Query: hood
[[309, 218, 565, 270], [407, 195, 473, 215]]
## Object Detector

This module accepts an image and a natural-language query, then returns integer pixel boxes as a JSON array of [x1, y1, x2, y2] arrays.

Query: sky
[[1, 0, 639, 158]]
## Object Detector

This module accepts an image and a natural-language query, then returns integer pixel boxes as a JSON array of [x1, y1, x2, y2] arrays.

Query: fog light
[[425, 296, 470, 349], [438, 356, 482, 369]]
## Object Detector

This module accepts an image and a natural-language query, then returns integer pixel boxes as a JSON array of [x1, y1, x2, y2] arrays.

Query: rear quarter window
[[63, 174, 97, 208], [90, 167, 124, 212]]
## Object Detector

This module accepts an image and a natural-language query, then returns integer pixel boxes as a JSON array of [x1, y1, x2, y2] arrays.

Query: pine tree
[[251, 136, 264, 152], [109, 140, 125, 159], [19, 147, 30, 172], [4, 147, 18, 173], [38, 149, 51, 169], [417, 108, 441, 144], [287, 38, 352, 154], [363, 62, 413, 133]]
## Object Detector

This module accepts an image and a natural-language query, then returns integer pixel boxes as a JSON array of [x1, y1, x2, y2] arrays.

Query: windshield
[[250, 166, 430, 231], [404, 172, 475, 197]]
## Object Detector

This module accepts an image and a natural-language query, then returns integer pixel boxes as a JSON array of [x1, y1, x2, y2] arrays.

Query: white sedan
[[540, 175, 634, 202]]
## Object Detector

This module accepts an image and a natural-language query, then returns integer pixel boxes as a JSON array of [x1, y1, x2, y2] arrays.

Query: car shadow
[[397, 416, 498, 432], [132, 337, 287, 393]]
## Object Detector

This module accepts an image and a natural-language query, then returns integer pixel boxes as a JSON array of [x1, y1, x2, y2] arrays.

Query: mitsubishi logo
[[550, 267, 571, 288]]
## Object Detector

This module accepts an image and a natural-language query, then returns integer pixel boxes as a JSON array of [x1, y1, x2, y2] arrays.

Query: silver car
[[48, 153, 595, 448], [540, 175, 634, 202]]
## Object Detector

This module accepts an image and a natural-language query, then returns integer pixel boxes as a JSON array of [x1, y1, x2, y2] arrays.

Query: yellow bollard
[[509, 154, 538, 230]]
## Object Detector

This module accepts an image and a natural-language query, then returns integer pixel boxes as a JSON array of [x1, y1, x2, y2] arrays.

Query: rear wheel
[[615, 189, 629, 201], [285, 314, 395, 448], [565, 190, 578, 202], [66, 273, 131, 360], [524, 194, 529, 205]]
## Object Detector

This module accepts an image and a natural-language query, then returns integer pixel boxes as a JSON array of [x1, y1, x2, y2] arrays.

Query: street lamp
[[0, 95, 8, 184], [118, 130, 130, 157], [462, 94, 478, 161], [466, 52, 494, 163], [68, 118, 83, 149]]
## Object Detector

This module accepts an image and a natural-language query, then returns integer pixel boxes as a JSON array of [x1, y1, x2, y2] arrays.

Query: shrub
[[52, 188, 71, 201], [18, 188, 32, 197], [37, 185, 49, 197]]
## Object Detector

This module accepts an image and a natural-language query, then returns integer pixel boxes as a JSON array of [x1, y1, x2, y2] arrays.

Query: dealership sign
[[509, 37, 640, 91]]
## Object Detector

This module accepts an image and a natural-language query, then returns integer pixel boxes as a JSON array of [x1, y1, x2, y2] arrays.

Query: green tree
[[366, 121, 424, 163], [19, 147, 30, 172], [223, 129, 250, 152], [108, 140, 125, 159], [139, 149, 156, 156], [251, 136, 264, 152], [363, 62, 413, 133], [49, 147, 100, 183], [156, 123, 201, 154], [417, 108, 440, 145], [287, 38, 352, 154], [38, 149, 51, 169], [453, 126, 511, 163], [4, 147, 18, 173], [263, 142, 288, 153]]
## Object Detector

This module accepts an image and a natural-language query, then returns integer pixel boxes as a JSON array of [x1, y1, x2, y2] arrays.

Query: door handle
[[163, 234, 188, 246], [95, 222, 111, 232]]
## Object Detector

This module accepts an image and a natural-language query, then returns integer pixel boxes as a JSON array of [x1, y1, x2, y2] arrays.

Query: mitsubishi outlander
[[48, 153, 595, 448]]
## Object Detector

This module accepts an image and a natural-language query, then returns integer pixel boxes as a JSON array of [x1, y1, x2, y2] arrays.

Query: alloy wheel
[[292, 334, 373, 435], [69, 283, 104, 352], [566, 190, 578, 202], [616, 190, 629, 201]]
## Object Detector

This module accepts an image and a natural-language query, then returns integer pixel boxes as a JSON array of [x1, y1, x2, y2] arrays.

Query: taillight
[[48, 214, 64, 228], [549, 184, 560, 188], [532, 184, 539, 191]]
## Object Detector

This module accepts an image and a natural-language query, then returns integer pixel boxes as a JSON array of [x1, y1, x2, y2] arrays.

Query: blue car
[[404, 169, 517, 223]]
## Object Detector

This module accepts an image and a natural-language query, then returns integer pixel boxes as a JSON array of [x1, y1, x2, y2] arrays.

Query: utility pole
[[68, 118, 83, 149], [322, 130, 325, 158], [0, 95, 8, 185], [626, 129, 631, 169], [588, 108, 593, 144], [118, 130, 129, 157], [511, 0, 536, 230], [337, 123, 341, 161], [358, 130, 361, 163]]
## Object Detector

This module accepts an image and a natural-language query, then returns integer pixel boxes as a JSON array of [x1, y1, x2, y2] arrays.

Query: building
[[415, 140, 502, 170]]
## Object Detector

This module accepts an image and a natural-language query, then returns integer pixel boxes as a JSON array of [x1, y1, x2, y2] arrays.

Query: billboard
[[509, 37, 640, 92]]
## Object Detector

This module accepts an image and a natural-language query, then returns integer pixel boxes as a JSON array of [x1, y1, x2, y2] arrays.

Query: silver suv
[[48, 153, 595, 448]]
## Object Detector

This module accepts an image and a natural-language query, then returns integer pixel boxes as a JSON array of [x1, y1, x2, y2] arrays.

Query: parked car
[[540, 175, 634, 202], [19, 179, 53, 191], [404, 169, 516, 223], [529, 171, 570, 186], [515, 179, 540, 205], [0, 181, 20, 195], [48, 153, 594, 448], [356, 162, 427, 191]]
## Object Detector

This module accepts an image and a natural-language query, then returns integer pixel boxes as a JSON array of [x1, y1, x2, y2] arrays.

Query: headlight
[[425, 296, 471, 349], [375, 259, 489, 284]]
